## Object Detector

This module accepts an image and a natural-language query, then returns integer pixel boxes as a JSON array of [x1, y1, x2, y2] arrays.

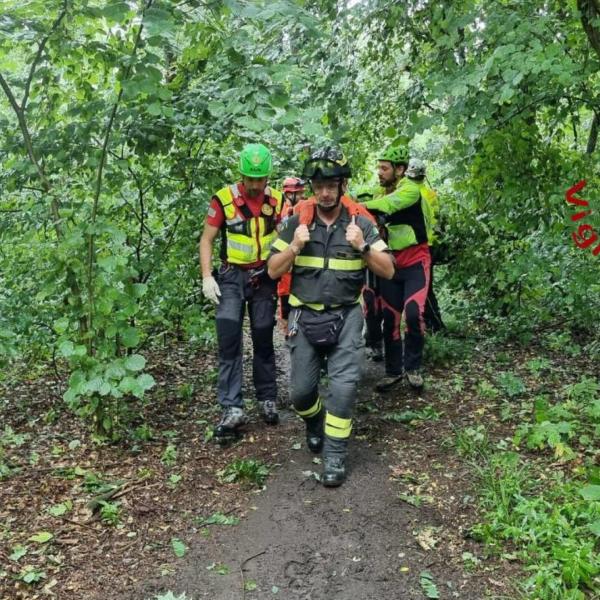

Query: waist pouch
[[299, 307, 348, 347]]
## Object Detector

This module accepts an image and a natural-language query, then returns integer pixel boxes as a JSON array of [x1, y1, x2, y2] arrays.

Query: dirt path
[[138, 357, 509, 600]]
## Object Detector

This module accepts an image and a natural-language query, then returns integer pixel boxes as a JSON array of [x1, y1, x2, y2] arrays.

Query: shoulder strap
[[226, 184, 254, 219], [341, 196, 376, 224], [215, 186, 234, 207], [295, 197, 317, 225]]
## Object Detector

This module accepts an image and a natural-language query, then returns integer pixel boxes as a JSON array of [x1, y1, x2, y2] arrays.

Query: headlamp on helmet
[[302, 145, 352, 180]]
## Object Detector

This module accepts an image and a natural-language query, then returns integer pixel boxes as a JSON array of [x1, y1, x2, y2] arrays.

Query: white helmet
[[406, 158, 426, 179]]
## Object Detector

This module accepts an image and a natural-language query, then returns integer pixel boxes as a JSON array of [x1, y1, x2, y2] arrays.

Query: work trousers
[[423, 262, 445, 333], [215, 264, 277, 408], [288, 304, 365, 458], [379, 257, 431, 375]]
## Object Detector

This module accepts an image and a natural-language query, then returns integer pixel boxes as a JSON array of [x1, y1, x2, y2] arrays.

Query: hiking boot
[[262, 400, 279, 425], [214, 407, 248, 442], [406, 370, 424, 390], [375, 374, 404, 392], [322, 456, 346, 487], [366, 344, 383, 362]]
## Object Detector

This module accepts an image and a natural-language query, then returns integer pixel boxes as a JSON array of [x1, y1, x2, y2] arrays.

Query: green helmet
[[378, 145, 409, 165], [239, 143, 272, 178]]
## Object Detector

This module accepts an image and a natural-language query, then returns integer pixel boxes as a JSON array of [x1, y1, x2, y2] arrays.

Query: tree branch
[[0, 72, 61, 232], [22, 0, 69, 111], [86, 0, 154, 346]]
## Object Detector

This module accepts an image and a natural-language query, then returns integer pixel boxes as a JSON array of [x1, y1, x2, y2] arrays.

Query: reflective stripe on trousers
[[287, 304, 365, 458]]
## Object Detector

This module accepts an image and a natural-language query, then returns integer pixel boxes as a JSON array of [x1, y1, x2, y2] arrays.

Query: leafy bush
[[473, 454, 600, 599], [496, 371, 526, 398], [514, 380, 600, 459]]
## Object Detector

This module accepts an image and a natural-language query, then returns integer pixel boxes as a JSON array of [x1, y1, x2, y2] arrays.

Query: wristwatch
[[359, 242, 371, 255]]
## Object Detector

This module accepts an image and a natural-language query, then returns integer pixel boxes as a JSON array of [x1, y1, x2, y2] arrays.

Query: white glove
[[202, 276, 221, 304]]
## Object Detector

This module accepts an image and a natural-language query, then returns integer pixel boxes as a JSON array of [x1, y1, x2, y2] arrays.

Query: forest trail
[[137, 342, 513, 600], [4, 326, 594, 600]]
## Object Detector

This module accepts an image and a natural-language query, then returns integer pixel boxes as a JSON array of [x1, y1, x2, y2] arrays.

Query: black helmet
[[302, 146, 352, 180]]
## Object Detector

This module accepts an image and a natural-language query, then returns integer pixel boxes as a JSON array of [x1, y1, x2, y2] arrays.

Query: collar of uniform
[[312, 204, 351, 230]]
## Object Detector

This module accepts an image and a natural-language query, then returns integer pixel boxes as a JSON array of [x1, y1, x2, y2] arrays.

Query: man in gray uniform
[[268, 146, 394, 486]]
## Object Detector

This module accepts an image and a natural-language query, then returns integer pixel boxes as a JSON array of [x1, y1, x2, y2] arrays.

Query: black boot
[[305, 409, 324, 454], [322, 455, 346, 487]]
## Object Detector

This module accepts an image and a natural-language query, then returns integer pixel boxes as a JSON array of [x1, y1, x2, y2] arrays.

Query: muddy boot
[[261, 400, 279, 425], [214, 407, 248, 444], [375, 373, 403, 392], [406, 370, 424, 390], [305, 409, 324, 454], [322, 455, 346, 487], [322, 436, 348, 487]]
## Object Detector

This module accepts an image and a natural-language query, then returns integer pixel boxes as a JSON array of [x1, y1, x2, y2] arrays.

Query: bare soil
[[1, 333, 520, 600]]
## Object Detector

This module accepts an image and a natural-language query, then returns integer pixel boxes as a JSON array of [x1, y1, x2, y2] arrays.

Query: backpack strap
[[295, 198, 317, 225], [341, 196, 376, 224]]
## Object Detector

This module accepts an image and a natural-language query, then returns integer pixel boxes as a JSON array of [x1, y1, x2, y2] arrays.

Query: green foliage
[[134, 423, 155, 442], [496, 371, 527, 398], [9, 545, 28, 562], [195, 512, 240, 527], [47, 501, 72, 517], [206, 562, 230, 575], [382, 406, 442, 424], [218, 458, 270, 487], [1, 426, 27, 447], [99, 501, 121, 526], [0, 426, 28, 480], [18, 566, 46, 584], [513, 379, 600, 459], [153, 592, 191, 600], [28, 531, 53, 544], [454, 425, 490, 459], [419, 571, 440, 599], [171, 537, 187, 558], [476, 380, 500, 400], [167, 473, 182, 489], [424, 334, 471, 366], [161, 443, 178, 467], [472, 452, 600, 599]]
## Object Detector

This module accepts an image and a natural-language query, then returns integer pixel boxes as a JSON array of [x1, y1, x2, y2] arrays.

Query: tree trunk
[[586, 111, 599, 153], [578, 0, 600, 60]]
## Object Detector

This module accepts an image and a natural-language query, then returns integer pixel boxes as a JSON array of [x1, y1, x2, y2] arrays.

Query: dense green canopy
[[1, 1, 598, 425]]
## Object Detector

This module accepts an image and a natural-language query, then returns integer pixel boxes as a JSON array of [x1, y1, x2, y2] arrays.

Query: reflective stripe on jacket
[[271, 204, 387, 309]]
